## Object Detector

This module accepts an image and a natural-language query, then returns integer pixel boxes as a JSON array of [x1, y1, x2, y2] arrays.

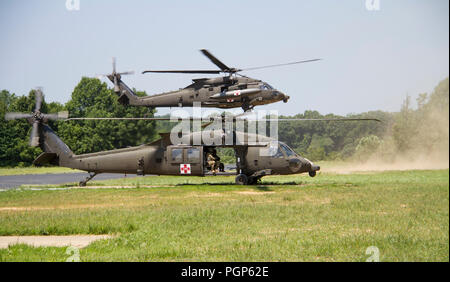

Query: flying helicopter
[[5, 90, 380, 186], [100, 49, 320, 112]]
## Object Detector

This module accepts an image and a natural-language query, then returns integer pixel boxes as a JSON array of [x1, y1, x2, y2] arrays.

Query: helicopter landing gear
[[241, 100, 254, 112], [79, 172, 98, 186], [308, 171, 316, 177], [235, 174, 248, 185], [247, 176, 261, 185], [235, 174, 263, 185]]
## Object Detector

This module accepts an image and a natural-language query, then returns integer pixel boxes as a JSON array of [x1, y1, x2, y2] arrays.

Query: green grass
[[0, 169, 448, 262], [0, 166, 82, 176]]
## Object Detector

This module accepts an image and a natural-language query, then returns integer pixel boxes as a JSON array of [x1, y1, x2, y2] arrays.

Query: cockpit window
[[260, 83, 274, 90], [279, 143, 296, 157], [262, 141, 284, 158]]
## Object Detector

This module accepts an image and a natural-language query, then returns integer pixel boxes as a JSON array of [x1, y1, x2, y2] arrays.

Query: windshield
[[260, 83, 274, 90], [266, 141, 284, 158], [279, 142, 296, 157]]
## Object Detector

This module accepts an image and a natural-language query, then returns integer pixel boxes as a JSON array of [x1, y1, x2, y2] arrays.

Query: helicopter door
[[259, 142, 287, 174], [167, 146, 203, 176], [184, 147, 203, 176], [168, 146, 184, 175]]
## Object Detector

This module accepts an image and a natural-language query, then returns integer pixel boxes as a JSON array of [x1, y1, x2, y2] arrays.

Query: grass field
[[0, 169, 448, 262], [0, 166, 82, 176]]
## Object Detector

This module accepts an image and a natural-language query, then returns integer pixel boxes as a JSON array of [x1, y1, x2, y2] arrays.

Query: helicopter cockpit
[[265, 141, 297, 158], [257, 82, 289, 104], [259, 140, 319, 176], [260, 83, 274, 90]]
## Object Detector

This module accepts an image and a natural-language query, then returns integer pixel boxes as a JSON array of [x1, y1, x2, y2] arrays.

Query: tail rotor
[[98, 57, 135, 94], [4, 88, 69, 147]]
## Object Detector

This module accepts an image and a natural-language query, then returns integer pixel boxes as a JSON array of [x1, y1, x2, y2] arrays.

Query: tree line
[[0, 78, 156, 166], [0, 77, 448, 166]]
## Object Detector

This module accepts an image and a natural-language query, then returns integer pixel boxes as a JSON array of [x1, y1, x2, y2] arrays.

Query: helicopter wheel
[[308, 171, 316, 177], [235, 174, 248, 185], [247, 176, 260, 185]]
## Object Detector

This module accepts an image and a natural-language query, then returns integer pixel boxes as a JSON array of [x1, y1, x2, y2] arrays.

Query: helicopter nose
[[288, 158, 302, 172], [282, 93, 290, 103], [271, 91, 288, 102]]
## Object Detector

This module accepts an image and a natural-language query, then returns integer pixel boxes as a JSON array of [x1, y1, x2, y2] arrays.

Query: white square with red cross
[[180, 164, 191, 174]]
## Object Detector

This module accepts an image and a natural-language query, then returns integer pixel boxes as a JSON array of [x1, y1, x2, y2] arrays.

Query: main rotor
[[142, 49, 321, 77]]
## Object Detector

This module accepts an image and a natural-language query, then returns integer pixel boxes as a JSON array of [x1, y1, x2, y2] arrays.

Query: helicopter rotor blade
[[29, 120, 40, 147], [240, 59, 322, 72], [200, 49, 233, 72], [143, 50, 318, 75], [66, 117, 381, 122], [118, 71, 135, 75], [4, 112, 33, 120], [251, 118, 381, 122], [35, 88, 43, 111], [96, 57, 134, 77], [142, 70, 222, 74], [112, 57, 116, 74], [43, 111, 69, 120]]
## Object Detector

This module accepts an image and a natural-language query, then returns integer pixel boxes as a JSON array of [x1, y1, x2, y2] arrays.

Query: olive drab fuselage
[[37, 123, 319, 184], [111, 75, 290, 112]]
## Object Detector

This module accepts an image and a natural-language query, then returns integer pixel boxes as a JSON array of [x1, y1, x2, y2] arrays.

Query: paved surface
[[0, 173, 134, 190], [0, 164, 237, 190], [0, 235, 113, 249]]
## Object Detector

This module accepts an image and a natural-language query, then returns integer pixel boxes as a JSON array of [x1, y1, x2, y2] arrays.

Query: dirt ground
[[0, 235, 112, 249]]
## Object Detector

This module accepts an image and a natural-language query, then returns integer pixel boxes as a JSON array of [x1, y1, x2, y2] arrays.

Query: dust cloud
[[322, 157, 448, 174], [325, 78, 449, 174]]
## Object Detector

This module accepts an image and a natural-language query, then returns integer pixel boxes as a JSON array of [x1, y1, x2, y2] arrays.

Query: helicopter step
[[204, 171, 236, 176], [79, 172, 98, 187]]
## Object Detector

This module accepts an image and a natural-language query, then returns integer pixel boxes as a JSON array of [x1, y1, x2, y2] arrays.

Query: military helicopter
[[100, 50, 320, 112], [5, 90, 379, 186]]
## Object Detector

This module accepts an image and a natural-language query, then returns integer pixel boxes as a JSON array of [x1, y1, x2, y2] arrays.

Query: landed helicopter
[[5, 90, 379, 186], [100, 50, 320, 112]]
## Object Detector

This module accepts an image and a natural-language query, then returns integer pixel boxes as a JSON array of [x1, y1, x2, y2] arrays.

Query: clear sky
[[0, 0, 448, 116]]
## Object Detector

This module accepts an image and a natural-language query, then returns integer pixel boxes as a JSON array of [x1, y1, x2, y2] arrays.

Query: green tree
[[1, 89, 55, 166], [57, 77, 157, 154]]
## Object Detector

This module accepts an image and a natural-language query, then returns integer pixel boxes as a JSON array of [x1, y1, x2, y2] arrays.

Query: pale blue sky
[[0, 0, 448, 116]]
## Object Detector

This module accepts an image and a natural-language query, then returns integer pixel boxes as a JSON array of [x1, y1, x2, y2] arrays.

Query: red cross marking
[[180, 164, 191, 174]]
